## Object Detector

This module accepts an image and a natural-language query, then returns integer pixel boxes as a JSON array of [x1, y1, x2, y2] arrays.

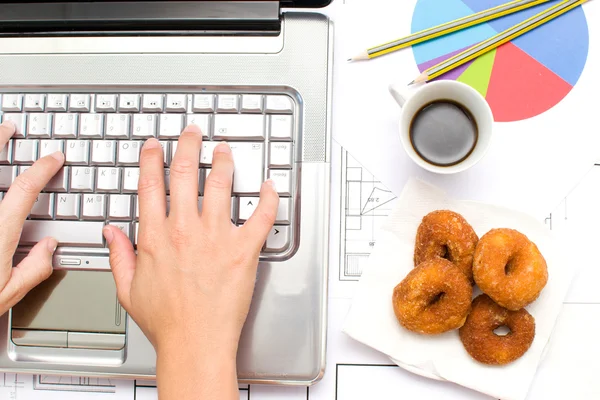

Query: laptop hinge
[[0, 1, 281, 36]]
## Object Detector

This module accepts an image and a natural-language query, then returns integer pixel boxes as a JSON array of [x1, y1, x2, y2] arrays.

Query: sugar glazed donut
[[392, 258, 472, 334], [459, 294, 535, 365], [473, 228, 548, 311], [414, 210, 479, 283]]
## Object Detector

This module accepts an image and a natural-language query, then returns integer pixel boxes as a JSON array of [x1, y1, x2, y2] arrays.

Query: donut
[[459, 294, 535, 365], [414, 210, 479, 283], [392, 258, 472, 334], [473, 228, 548, 311]]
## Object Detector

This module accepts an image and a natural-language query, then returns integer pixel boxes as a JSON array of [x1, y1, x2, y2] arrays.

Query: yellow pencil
[[348, 0, 552, 62], [411, 0, 588, 84]]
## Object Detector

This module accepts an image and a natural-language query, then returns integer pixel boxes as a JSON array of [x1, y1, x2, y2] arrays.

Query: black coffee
[[409, 100, 478, 167]]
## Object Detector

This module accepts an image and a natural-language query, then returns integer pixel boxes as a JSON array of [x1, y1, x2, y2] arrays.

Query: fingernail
[[144, 138, 160, 150], [47, 238, 58, 253], [103, 227, 114, 245], [50, 151, 64, 162], [265, 179, 277, 191], [184, 124, 203, 136], [215, 142, 231, 154], [1, 120, 15, 129]]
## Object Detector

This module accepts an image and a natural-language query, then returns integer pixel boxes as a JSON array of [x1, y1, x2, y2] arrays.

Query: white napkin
[[342, 178, 573, 400]]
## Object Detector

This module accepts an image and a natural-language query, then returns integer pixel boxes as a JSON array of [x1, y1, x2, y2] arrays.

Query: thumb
[[104, 225, 137, 311], [0, 237, 56, 313]]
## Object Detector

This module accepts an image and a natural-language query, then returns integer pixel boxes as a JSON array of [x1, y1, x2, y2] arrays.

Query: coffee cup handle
[[388, 83, 410, 108]]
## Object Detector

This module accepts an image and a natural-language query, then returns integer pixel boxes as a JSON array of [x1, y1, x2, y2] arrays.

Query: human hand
[[103, 125, 279, 398], [0, 120, 65, 315]]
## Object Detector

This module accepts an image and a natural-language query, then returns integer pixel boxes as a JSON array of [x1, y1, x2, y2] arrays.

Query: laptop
[[0, 0, 333, 385]]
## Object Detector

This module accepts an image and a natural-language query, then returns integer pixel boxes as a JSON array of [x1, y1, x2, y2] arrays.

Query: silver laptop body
[[0, 0, 332, 385]]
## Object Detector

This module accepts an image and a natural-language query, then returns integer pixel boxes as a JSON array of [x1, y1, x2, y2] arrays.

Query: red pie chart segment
[[485, 42, 573, 122]]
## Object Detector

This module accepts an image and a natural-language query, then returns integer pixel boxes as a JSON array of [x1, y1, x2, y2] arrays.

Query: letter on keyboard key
[[20, 221, 104, 247], [2, 114, 26, 138], [265, 226, 290, 253], [0, 166, 16, 189], [97, 167, 121, 192], [30, 194, 54, 219], [117, 141, 142, 165], [123, 168, 140, 192], [14, 140, 38, 164], [27, 113, 52, 138], [82, 194, 107, 220], [70, 167, 95, 192], [269, 142, 293, 169], [133, 114, 158, 138], [56, 193, 81, 219], [105, 114, 131, 139], [79, 114, 104, 138], [53, 113, 78, 138], [158, 114, 183, 138], [91, 140, 117, 165], [109, 195, 132, 221], [65, 140, 90, 165], [40, 140, 65, 158], [237, 197, 259, 222], [45, 167, 69, 193], [230, 142, 264, 194], [213, 115, 265, 141], [0, 141, 12, 164], [185, 114, 210, 139]]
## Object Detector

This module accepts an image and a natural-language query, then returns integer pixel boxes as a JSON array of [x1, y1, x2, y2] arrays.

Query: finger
[[0, 152, 64, 252], [0, 120, 15, 148], [240, 180, 279, 250], [0, 237, 56, 312], [104, 226, 137, 311], [138, 138, 167, 228], [201, 143, 234, 225], [169, 125, 203, 221]]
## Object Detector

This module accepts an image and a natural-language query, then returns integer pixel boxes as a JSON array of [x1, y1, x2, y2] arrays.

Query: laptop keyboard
[[0, 91, 297, 259]]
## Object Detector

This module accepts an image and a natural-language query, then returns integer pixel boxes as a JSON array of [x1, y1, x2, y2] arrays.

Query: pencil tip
[[347, 58, 353, 62], [408, 80, 415, 86]]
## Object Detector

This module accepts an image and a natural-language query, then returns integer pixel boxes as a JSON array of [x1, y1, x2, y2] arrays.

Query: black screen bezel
[[0, 0, 333, 5]]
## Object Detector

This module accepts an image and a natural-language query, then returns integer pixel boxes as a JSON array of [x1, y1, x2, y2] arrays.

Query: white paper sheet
[[342, 178, 574, 400]]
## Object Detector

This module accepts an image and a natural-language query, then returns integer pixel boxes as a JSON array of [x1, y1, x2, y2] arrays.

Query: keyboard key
[[70, 167, 95, 192], [40, 139, 65, 158], [24, 94, 45, 112], [268, 169, 292, 196], [118, 94, 140, 112], [55, 193, 81, 219], [0, 166, 16, 189], [20, 220, 104, 247], [269, 115, 293, 141], [158, 114, 183, 139], [17, 165, 31, 176], [237, 197, 259, 223], [69, 94, 91, 112], [142, 94, 164, 112], [97, 167, 121, 192], [91, 140, 117, 165], [269, 142, 293, 169], [266, 95, 294, 114], [185, 114, 210, 139], [241, 95, 264, 113], [213, 115, 265, 141], [31, 193, 54, 219], [14, 140, 38, 164], [53, 113, 78, 138], [46, 94, 68, 112], [65, 140, 90, 165], [109, 195, 133, 221], [117, 141, 142, 165], [122, 168, 140, 192], [0, 141, 13, 164], [170, 141, 178, 164], [82, 194, 106, 220], [2, 114, 26, 138], [165, 94, 187, 112], [27, 113, 52, 138], [275, 198, 291, 224], [108, 222, 131, 241], [200, 142, 219, 166], [217, 95, 239, 113], [192, 94, 215, 112], [164, 169, 171, 193], [265, 226, 290, 253], [95, 94, 117, 112], [159, 141, 169, 166], [2, 94, 23, 112], [230, 142, 264, 194], [132, 114, 157, 138], [45, 167, 69, 192], [79, 114, 104, 138], [105, 114, 131, 139]]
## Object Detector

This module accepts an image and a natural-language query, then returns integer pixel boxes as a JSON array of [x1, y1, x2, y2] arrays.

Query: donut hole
[[493, 325, 511, 337], [505, 258, 515, 275], [428, 292, 446, 307], [440, 245, 452, 261]]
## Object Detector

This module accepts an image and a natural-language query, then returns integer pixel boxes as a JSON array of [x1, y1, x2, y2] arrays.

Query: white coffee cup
[[389, 80, 493, 174]]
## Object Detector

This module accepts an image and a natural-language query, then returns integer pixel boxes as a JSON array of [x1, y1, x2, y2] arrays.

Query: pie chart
[[411, 0, 589, 122]]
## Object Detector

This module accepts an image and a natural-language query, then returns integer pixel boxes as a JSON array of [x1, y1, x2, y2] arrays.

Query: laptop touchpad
[[11, 271, 126, 350]]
